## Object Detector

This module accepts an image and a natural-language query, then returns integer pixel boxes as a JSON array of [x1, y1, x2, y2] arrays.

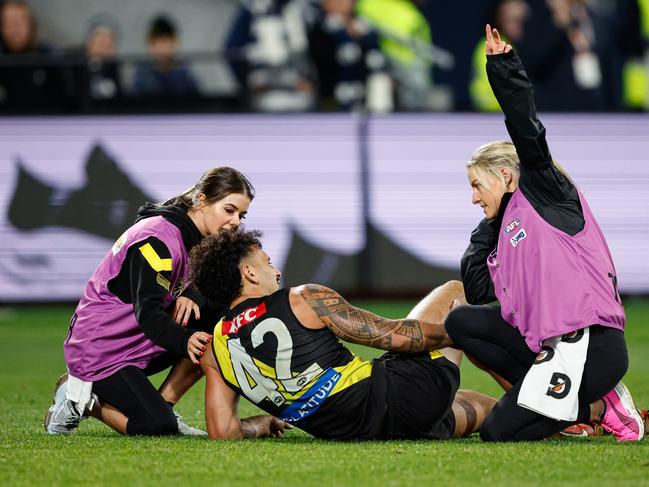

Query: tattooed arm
[[289, 284, 452, 353]]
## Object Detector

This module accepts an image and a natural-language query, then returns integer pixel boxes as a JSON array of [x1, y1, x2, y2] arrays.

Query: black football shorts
[[378, 351, 460, 440]]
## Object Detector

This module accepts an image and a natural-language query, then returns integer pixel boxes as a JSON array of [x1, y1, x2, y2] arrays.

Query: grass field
[[1, 299, 648, 487]]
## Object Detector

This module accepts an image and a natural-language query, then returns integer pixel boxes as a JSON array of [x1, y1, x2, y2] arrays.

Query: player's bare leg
[[464, 354, 513, 391], [158, 358, 204, 405], [88, 400, 128, 434], [451, 389, 497, 437], [406, 280, 466, 366]]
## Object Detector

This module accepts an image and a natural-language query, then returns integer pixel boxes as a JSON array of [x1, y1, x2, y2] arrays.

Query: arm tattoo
[[300, 285, 425, 353]]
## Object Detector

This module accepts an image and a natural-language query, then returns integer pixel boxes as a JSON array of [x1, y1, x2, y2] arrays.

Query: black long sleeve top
[[461, 50, 585, 305], [106, 204, 205, 357]]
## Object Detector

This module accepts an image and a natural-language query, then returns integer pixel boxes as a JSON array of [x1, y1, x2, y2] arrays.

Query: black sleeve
[[486, 51, 584, 235], [461, 218, 498, 305], [108, 236, 195, 358], [486, 50, 552, 171], [461, 193, 512, 305]]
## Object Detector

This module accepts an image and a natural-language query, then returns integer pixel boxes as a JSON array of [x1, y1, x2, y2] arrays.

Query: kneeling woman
[[446, 26, 644, 442], [45, 167, 254, 436]]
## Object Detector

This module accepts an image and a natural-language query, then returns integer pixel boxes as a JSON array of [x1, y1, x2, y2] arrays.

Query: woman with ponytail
[[45, 167, 255, 437]]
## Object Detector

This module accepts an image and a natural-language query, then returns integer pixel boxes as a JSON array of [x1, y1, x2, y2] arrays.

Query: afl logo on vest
[[546, 372, 571, 399], [504, 218, 521, 234]]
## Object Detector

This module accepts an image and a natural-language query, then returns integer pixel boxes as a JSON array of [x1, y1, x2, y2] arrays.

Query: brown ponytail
[[163, 167, 255, 207]]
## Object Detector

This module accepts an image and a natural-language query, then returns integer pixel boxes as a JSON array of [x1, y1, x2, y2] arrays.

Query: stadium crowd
[[1, 0, 647, 114]]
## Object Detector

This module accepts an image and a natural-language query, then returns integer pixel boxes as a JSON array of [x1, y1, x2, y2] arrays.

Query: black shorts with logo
[[295, 351, 459, 441], [378, 352, 460, 440]]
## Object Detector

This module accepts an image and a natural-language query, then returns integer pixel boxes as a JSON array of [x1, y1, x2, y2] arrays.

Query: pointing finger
[[493, 27, 502, 45]]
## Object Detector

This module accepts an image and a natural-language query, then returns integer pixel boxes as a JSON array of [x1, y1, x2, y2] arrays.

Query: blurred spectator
[[619, 0, 649, 110], [470, 0, 530, 111], [68, 14, 123, 111], [131, 14, 200, 98], [355, 0, 436, 110], [0, 0, 69, 112], [307, 0, 392, 111], [84, 15, 122, 100], [513, 0, 613, 111], [224, 0, 315, 112], [472, 0, 647, 112]]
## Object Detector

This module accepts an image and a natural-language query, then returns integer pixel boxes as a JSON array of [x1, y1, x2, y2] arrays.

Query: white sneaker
[[44, 373, 85, 435], [174, 412, 207, 437]]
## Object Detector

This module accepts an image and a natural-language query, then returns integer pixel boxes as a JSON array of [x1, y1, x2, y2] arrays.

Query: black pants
[[446, 305, 628, 441], [92, 304, 223, 436], [92, 353, 178, 436]]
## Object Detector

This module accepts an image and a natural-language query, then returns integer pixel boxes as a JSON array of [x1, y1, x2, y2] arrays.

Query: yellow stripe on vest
[[212, 321, 238, 387], [139, 243, 172, 272]]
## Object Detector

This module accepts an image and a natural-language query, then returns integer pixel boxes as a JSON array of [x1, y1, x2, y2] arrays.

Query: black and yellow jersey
[[212, 288, 387, 439]]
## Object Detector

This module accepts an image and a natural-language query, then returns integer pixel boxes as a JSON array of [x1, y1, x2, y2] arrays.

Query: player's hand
[[172, 296, 200, 326], [187, 331, 212, 365], [485, 24, 512, 56], [268, 416, 293, 438], [243, 415, 292, 438]]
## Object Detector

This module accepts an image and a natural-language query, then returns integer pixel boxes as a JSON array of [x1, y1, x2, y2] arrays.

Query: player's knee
[[478, 414, 500, 442], [479, 413, 511, 442], [149, 411, 178, 436], [447, 279, 464, 294], [445, 305, 473, 346]]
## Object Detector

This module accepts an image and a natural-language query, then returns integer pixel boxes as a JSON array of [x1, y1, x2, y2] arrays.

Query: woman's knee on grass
[[479, 411, 513, 442], [126, 409, 178, 436]]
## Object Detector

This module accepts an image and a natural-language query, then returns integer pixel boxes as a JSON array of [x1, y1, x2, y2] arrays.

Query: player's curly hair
[[189, 229, 263, 307]]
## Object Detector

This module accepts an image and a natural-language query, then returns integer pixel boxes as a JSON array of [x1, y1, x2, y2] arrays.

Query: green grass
[[1, 300, 648, 487]]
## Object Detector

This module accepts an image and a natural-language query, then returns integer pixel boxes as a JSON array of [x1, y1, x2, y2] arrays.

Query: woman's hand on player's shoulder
[[172, 296, 201, 326]]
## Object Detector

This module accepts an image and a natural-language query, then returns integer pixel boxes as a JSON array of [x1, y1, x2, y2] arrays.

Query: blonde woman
[[445, 25, 644, 442]]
